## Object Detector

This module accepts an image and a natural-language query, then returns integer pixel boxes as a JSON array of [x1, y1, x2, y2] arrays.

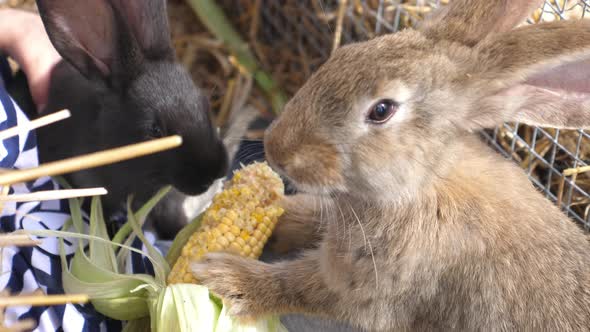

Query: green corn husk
[[165, 213, 204, 267], [215, 306, 287, 332], [25, 184, 288, 332], [151, 284, 220, 331]]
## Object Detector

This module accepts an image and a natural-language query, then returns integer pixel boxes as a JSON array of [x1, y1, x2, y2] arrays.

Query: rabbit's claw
[[191, 253, 271, 319]]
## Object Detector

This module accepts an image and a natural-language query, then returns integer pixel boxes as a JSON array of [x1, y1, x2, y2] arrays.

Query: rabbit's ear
[[36, 0, 174, 83], [110, 0, 174, 60], [420, 0, 544, 46], [463, 22, 590, 130], [36, 0, 119, 79]]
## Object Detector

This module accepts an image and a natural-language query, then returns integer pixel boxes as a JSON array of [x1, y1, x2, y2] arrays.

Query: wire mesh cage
[[193, 0, 590, 230], [480, 1, 590, 230]]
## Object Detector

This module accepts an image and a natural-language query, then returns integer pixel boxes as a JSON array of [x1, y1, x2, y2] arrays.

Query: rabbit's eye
[[367, 99, 398, 124], [149, 123, 164, 138]]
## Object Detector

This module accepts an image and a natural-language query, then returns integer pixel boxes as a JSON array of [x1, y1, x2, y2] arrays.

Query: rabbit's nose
[[173, 141, 228, 196], [263, 145, 286, 173], [216, 142, 229, 176], [263, 130, 287, 170], [273, 160, 287, 171]]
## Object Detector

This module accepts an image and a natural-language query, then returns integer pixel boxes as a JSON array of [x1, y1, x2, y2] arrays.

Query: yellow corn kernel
[[229, 242, 241, 254], [211, 228, 221, 238], [226, 210, 238, 220], [230, 225, 241, 237], [217, 236, 229, 247], [248, 236, 258, 247], [252, 212, 264, 223], [225, 232, 236, 243], [240, 231, 250, 241], [220, 217, 232, 226], [182, 273, 193, 283], [167, 162, 285, 284], [240, 187, 252, 197], [236, 237, 246, 247], [209, 242, 222, 252], [218, 223, 230, 234], [253, 229, 264, 241]]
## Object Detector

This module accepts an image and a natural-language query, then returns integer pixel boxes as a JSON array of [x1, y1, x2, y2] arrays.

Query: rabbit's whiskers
[[345, 197, 378, 291]]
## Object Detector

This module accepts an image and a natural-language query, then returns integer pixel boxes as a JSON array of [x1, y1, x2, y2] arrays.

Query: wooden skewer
[[0, 319, 36, 332], [0, 294, 89, 307], [0, 234, 40, 247], [0, 185, 10, 215], [0, 110, 71, 141], [0, 135, 182, 186], [0, 188, 107, 203]]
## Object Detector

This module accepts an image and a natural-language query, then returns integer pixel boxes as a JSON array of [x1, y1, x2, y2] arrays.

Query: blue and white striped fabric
[[0, 56, 157, 332]]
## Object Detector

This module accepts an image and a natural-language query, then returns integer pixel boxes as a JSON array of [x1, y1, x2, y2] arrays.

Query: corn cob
[[168, 161, 285, 284]]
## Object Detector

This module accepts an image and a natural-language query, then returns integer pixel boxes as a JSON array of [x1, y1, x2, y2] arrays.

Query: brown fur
[[191, 1, 590, 330], [421, 0, 544, 46], [267, 194, 324, 254]]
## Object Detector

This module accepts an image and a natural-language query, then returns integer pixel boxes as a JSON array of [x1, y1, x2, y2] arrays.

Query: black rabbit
[[29, 0, 228, 238]]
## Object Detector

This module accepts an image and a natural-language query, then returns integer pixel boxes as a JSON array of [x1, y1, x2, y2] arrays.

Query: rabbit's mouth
[[290, 182, 338, 196], [271, 167, 344, 197], [174, 181, 216, 196]]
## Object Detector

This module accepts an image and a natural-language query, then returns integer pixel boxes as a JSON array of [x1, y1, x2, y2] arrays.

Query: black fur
[[30, 0, 228, 238]]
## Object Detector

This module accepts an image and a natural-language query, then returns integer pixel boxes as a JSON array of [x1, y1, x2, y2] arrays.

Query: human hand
[[0, 8, 61, 111]]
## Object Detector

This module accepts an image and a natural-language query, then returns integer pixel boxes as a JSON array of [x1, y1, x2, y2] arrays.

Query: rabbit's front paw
[[268, 218, 313, 254], [191, 253, 272, 320], [269, 210, 322, 254]]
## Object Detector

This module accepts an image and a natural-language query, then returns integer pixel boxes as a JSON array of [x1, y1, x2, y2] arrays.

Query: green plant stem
[[112, 186, 172, 246], [165, 214, 204, 266], [112, 223, 132, 245], [186, 0, 287, 114]]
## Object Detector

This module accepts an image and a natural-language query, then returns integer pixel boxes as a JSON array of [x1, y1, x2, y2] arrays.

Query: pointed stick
[[0, 185, 10, 215], [0, 234, 40, 247], [0, 318, 37, 332], [0, 293, 88, 307], [0, 135, 182, 186], [0, 188, 107, 203], [0, 319, 36, 332], [0, 110, 70, 141]]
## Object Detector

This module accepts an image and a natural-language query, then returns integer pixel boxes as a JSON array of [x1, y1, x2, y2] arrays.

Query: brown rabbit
[[191, 0, 590, 330]]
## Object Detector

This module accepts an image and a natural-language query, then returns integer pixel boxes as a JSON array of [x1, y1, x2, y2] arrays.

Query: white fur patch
[[182, 178, 224, 220], [378, 80, 414, 103]]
